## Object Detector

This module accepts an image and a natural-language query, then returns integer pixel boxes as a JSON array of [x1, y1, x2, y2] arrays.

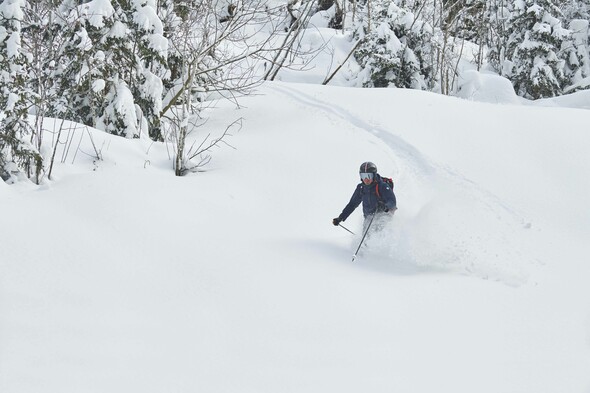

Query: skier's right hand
[[332, 217, 342, 226]]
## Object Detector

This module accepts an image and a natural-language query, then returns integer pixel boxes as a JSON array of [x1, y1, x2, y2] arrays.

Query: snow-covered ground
[[3, 13, 590, 392], [2, 79, 590, 392]]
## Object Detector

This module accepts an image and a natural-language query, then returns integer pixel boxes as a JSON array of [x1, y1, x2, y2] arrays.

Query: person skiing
[[332, 162, 397, 230]]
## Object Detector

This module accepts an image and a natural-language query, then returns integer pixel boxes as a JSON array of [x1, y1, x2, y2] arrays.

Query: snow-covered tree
[[0, 0, 42, 183], [50, 0, 117, 128], [21, 0, 70, 160], [560, 0, 590, 92], [353, 1, 434, 89], [561, 0, 590, 20], [111, 0, 168, 140], [484, 0, 512, 72], [503, 0, 569, 98], [445, 0, 486, 41], [50, 0, 167, 139], [563, 18, 590, 92]]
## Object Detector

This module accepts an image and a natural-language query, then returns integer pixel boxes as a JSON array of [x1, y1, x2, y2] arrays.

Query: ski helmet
[[359, 162, 377, 174]]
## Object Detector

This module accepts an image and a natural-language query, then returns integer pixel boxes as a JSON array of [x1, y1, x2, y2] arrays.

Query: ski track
[[269, 83, 536, 286]]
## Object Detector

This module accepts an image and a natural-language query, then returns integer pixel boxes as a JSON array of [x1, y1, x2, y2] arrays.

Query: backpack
[[376, 177, 394, 199]]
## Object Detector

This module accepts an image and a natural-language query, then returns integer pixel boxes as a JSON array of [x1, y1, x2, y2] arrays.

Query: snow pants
[[362, 212, 391, 238]]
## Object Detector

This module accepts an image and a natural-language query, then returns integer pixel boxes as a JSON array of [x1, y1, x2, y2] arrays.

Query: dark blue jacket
[[338, 174, 397, 221]]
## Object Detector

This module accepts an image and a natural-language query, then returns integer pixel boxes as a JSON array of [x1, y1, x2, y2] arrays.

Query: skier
[[332, 162, 397, 232]]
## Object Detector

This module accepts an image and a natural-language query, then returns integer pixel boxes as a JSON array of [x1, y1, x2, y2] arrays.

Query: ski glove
[[332, 217, 342, 226]]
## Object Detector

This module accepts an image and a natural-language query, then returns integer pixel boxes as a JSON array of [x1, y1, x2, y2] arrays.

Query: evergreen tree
[[51, 0, 117, 128], [561, 0, 590, 20], [0, 0, 42, 182], [52, 0, 167, 139], [504, 0, 569, 98], [112, 0, 168, 140], [445, 0, 486, 41], [559, 0, 590, 90], [353, 0, 434, 89], [562, 19, 589, 91], [96, 76, 139, 138]]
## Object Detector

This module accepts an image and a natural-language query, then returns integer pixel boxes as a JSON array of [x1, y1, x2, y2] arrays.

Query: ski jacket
[[338, 174, 397, 221]]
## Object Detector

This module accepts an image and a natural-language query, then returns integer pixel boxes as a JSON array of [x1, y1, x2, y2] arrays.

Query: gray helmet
[[359, 162, 377, 174]]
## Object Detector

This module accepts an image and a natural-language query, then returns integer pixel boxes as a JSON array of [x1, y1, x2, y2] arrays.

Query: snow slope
[[1, 82, 590, 393]]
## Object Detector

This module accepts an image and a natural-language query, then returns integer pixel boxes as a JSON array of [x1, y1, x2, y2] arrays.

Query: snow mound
[[531, 87, 590, 109], [456, 70, 521, 105]]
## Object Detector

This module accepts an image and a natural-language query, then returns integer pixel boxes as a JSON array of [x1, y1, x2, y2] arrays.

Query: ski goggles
[[360, 172, 374, 181]]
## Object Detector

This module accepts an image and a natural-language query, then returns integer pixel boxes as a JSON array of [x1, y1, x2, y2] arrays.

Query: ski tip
[[352, 255, 357, 262]]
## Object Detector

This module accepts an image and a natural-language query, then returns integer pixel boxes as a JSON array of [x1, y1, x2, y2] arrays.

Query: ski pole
[[338, 223, 355, 235], [352, 213, 376, 262]]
